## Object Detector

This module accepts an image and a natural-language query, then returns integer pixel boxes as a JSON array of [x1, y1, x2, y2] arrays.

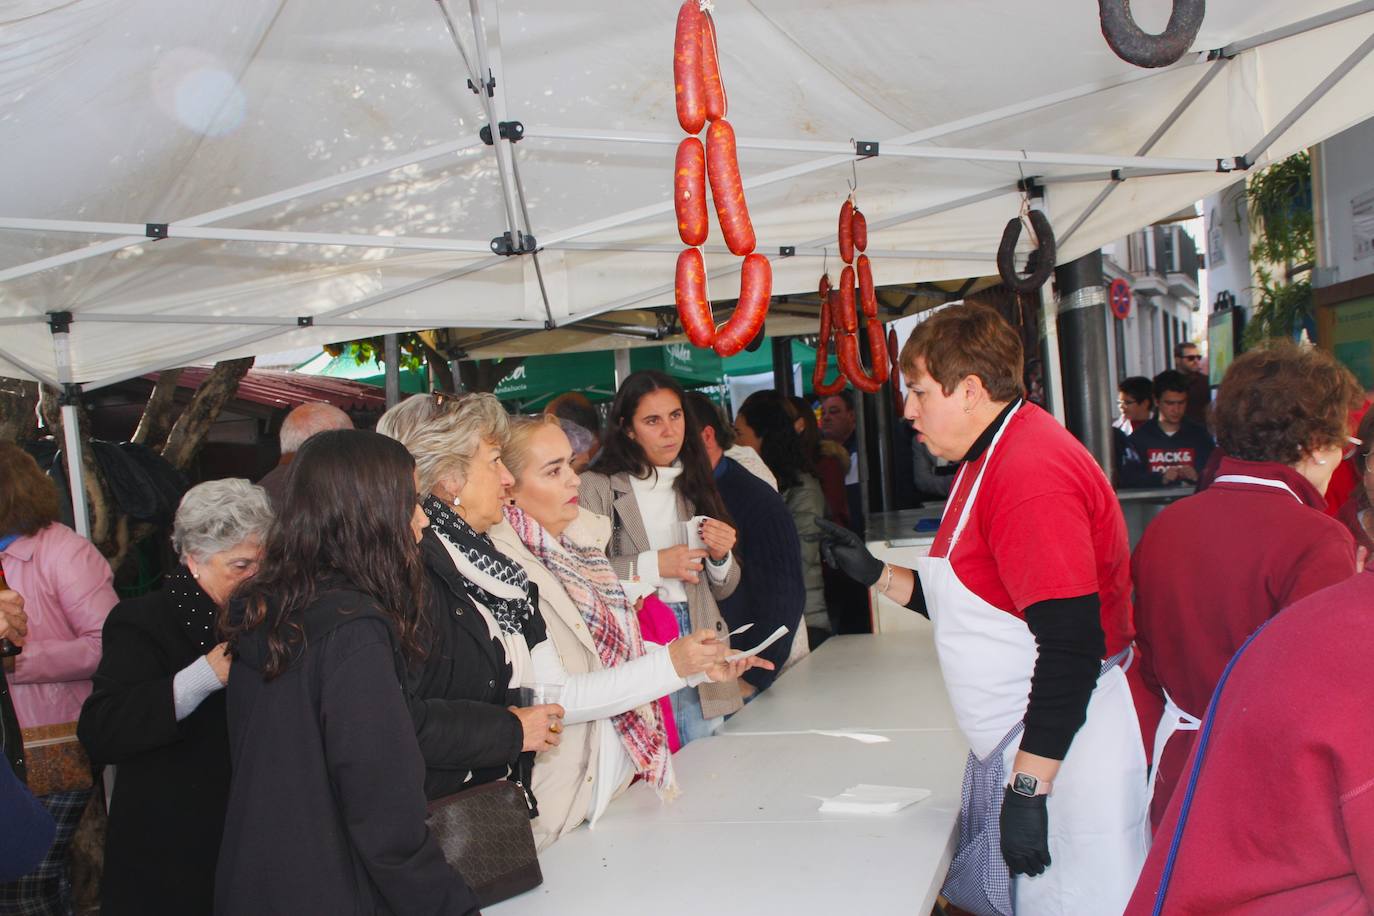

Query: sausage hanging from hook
[[1098, 0, 1205, 69]]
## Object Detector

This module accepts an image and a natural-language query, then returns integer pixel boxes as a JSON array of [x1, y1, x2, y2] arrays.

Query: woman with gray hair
[[78, 479, 271, 916]]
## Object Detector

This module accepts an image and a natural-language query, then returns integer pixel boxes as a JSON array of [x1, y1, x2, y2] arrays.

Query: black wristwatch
[[1009, 771, 1052, 798]]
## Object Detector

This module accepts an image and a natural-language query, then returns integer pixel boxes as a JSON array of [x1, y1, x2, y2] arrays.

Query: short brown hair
[[0, 443, 61, 536], [899, 303, 1024, 402], [1213, 340, 1362, 464]]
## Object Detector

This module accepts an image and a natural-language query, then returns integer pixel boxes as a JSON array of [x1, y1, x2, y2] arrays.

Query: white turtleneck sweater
[[628, 465, 732, 605]]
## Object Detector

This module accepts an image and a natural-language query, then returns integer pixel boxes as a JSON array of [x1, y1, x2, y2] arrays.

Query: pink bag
[[636, 594, 683, 753]]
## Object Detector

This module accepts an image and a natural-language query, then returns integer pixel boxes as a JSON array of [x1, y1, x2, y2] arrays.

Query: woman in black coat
[[78, 479, 272, 916], [378, 393, 563, 801], [215, 430, 478, 916]]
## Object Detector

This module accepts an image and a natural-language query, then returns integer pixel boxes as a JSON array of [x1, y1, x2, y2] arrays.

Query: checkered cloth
[[0, 788, 90, 916], [941, 720, 1023, 916], [940, 649, 1131, 916]]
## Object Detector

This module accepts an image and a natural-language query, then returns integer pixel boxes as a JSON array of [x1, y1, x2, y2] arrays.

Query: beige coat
[[577, 470, 744, 720], [489, 508, 677, 849]]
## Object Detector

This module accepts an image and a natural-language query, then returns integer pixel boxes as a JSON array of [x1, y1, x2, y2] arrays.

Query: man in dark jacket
[[684, 394, 802, 696], [1121, 370, 1214, 488]]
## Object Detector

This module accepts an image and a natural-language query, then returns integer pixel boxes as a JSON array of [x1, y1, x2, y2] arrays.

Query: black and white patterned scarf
[[424, 495, 536, 635], [166, 566, 221, 652]]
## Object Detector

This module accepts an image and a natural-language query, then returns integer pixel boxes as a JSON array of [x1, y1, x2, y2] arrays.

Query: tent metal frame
[[2, 3, 1372, 532]]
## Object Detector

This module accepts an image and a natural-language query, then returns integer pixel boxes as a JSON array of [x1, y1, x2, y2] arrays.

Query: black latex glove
[[815, 517, 884, 587], [1000, 787, 1051, 877]]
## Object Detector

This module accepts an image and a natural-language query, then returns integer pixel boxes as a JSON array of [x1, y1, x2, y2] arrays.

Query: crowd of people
[[0, 366, 863, 914], [1, 302, 1372, 914]]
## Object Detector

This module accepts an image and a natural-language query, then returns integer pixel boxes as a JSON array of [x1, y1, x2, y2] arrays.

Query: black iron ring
[[1099, 0, 1206, 69]]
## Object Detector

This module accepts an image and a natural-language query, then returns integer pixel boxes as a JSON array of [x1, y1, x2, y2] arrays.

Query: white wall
[[1315, 117, 1374, 286], [1202, 181, 1253, 310]]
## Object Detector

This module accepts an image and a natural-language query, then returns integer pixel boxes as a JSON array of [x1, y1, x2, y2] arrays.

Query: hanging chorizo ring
[[996, 210, 1057, 293], [1099, 0, 1205, 69]]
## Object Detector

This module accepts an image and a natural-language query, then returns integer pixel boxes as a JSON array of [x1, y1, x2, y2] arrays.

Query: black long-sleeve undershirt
[[901, 574, 1103, 760]]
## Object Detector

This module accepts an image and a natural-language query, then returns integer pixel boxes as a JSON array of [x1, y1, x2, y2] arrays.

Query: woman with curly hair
[[1131, 340, 1363, 832]]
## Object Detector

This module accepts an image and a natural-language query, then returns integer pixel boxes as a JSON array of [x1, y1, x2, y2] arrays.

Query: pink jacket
[[1, 523, 117, 728]]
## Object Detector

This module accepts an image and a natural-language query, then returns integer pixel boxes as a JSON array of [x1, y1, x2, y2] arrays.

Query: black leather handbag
[[425, 778, 543, 907]]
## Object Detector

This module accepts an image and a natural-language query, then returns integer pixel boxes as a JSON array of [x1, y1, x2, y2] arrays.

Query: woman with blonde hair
[[379, 394, 760, 829], [490, 415, 767, 847]]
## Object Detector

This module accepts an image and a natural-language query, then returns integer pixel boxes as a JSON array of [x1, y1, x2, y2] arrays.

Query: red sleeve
[[985, 491, 1100, 610], [1343, 783, 1374, 896], [1278, 528, 1356, 609]]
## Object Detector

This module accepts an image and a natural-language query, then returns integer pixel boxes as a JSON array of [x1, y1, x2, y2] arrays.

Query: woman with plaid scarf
[[490, 415, 769, 848]]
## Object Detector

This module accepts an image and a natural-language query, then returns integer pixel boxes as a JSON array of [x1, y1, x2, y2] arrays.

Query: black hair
[[683, 391, 735, 450], [1153, 369, 1191, 399], [589, 370, 731, 523], [223, 429, 428, 680], [738, 390, 807, 491], [1118, 376, 1155, 410]]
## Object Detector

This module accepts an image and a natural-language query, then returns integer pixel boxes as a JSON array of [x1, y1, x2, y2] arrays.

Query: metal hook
[[847, 142, 859, 194]]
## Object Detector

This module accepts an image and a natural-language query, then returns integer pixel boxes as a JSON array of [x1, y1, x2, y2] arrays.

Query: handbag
[[20, 721, 93, 797], [425, 778, 543, 907]]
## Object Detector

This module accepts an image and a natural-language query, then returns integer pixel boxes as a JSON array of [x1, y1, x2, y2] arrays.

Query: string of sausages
[[811, 197, 890, 394], [673, 0, 772, 358]]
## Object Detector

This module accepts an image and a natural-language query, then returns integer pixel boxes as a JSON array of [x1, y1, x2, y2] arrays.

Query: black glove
[[999, 787, 1051, 877], [815, 517, 884, 587]]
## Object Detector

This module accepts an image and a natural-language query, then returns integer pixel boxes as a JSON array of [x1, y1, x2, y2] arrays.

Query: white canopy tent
[[4, 0, 1374, 529]]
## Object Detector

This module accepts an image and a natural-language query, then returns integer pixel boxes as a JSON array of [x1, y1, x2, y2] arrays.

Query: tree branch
[[131, 368, 184, 447], [160, 358, 254, 471]]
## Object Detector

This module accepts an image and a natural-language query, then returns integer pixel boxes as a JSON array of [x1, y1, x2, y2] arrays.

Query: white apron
[[1144, 474, 1304, 817], [916, 408, 1148, 915]]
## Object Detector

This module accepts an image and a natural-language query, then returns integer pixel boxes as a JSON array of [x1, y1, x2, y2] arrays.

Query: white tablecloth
[[491, 627, 966, 915]]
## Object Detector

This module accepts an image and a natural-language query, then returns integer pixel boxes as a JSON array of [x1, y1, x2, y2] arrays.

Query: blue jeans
[[666, 601, 723, 746]]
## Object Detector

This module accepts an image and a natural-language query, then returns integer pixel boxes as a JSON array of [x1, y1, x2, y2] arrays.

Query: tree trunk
[[458, 357, 525, 394], [0, 378, 40, 443], [414, 339, 455, 393], [38, 385, 122, 561], [131, 367, 183, 447], [160, 358, 254, 471]]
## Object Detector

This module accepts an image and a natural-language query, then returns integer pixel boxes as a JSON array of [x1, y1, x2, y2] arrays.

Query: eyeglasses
[[1118, 398, 1140, 407]]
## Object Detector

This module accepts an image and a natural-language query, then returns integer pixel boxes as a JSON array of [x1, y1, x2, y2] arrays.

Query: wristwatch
[[1009, 771, 1052, 797]]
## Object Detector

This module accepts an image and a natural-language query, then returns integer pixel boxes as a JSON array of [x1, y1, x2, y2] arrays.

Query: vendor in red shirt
[[819, 304, 1146, 915], [1127, 571, 1374, 915], [1131, 340, 1362, 832]]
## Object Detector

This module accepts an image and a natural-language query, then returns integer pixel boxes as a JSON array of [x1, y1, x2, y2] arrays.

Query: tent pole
[[0, 219, 492, 254], [452, 0, 526, 246], [1222, 0, 1374, 57], [384, 335, 401, 406], [1243, 29, 1374, 167], [1053, 253, 1114, 473], [771, 337, 795, 399], [1033, 191, 1068, 427], [1059, 57, 1229, 246], [0, 137, 485, 286], [613, 349, 632, 391], [526, 127, 1220, 173], [49, 319, 91, 538]]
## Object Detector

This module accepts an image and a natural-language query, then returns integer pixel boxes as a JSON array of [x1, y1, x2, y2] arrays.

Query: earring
[[452, 495, 462, 509], [963, 406, 972, 414]]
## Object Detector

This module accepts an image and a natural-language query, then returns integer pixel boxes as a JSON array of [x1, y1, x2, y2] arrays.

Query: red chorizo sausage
[[701, 12, 727, 122], [838, 327, 885, 394], [838, 198, 854, 264], [712, 253, 771, 357], [675, 138, 708, 246], [851, 207, 868, 253], [674, 2, 706, 135], [836, 265, 857, 334], [857, 255, 878, 319], [864, 319, 890, 384], [705, 120, 756, 256], [675, 247, 715, 348], [812, 275, 846, 395]]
